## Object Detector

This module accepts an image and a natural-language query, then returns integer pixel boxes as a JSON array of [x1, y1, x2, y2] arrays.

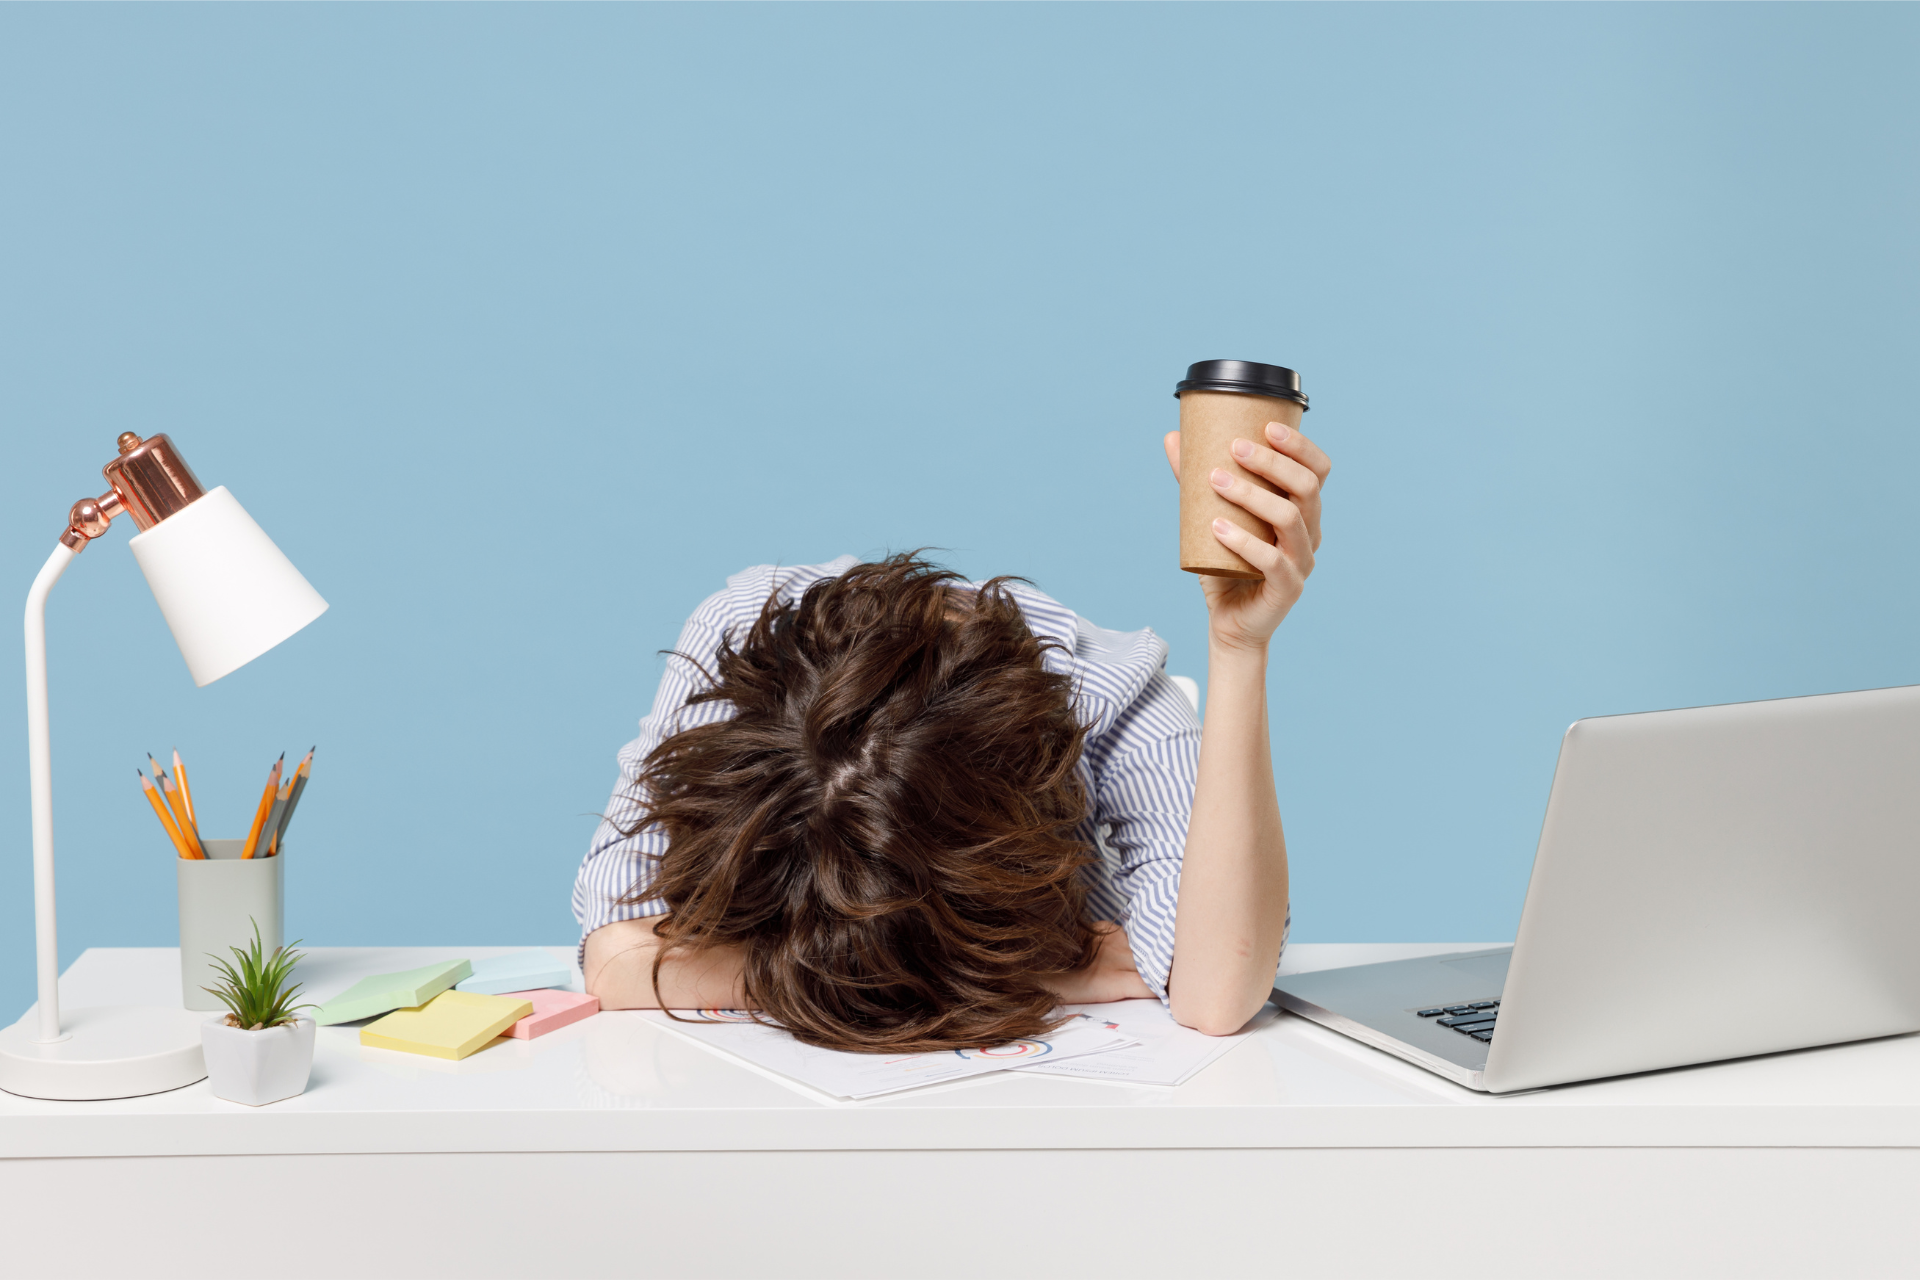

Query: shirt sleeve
[[1082, 668, 1203, 1000], [570, 593, 740, 943]]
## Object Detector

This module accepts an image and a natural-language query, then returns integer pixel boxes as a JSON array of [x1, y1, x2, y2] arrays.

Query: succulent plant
[[204, 920, 312, 1030]]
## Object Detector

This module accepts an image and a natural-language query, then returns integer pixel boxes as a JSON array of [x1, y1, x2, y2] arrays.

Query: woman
[[576, 419, 1330, 1049]]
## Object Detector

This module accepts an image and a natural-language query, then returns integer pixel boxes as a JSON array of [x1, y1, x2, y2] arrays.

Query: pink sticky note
[[502, 989, 600, 1039]]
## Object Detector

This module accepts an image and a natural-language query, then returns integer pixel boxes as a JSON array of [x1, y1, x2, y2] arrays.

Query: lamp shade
[[127, 485, 329, 687]]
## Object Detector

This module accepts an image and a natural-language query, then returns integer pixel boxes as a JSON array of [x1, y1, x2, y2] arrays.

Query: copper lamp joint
[[60, 490, 124, 552], [58, 433, 207, 551]]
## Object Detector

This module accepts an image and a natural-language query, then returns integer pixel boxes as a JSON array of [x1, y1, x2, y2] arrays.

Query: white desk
[[5, 944, 1917, 1279]]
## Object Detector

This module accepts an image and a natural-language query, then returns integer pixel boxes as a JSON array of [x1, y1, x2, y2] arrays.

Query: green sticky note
[[359, 990, 534, 1060], [312, 960, 472, 1025]]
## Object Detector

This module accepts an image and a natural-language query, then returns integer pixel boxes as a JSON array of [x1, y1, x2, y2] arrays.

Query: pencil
[[241, 754, 284, 860], [148, 753, 181, 824], [138, 770, 195, 859], [144, 756, 201, 855], [258, 776, 294, 858], [171, 748, 198, 836], [268, 748, 314, 857], [150, 756, 205, 860]]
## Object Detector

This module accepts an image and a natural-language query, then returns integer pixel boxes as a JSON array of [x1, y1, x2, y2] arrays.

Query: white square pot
[[200, 1016, 314, 1106]]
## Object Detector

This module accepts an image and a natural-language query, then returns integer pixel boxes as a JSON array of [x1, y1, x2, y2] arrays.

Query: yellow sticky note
[[359, 990, 534, 1060]]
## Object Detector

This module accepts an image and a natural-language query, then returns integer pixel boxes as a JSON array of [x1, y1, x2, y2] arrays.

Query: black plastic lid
[[1174, 360, 1308, 409]]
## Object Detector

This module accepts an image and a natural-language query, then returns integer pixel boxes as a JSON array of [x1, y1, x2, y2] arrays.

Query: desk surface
[[4, 943, 1918, 1159]]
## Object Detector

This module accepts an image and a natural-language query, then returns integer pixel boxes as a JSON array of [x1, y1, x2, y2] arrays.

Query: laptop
[[1271, 684, 1920, 1093]]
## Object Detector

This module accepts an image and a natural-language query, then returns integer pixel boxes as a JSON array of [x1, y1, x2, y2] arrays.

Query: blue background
[[3, 4, 1916, 1019]]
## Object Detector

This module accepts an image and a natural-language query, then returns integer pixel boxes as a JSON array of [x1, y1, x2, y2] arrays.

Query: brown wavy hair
[[620, 553, 1100, 1053]]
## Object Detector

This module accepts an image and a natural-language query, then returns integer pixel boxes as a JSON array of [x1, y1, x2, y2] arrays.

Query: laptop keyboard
[[1415, 999, 1499, 1042]]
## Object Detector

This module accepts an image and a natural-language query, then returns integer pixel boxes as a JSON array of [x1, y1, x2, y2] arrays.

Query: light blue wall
[[3, 5, 1916, 1019]]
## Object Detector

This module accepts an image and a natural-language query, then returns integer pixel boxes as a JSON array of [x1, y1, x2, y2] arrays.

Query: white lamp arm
[[18, 433, 203, 1042], [24, 542, 76, 1044]]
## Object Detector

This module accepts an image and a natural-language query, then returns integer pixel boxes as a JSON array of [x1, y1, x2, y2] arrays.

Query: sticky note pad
[[359, 990, 534, 1060], [313, 960, 473, 1026], [455, 949, 572, 996], [503, 989, 599, 1040]]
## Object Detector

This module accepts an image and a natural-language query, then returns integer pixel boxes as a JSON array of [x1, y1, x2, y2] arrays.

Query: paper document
[[641, 1008, 1137, 1100], [1019, 998, 1277, 1087]]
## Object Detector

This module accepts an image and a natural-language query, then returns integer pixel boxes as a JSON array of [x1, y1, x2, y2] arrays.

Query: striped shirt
[[572, 557, 1242, 1001]]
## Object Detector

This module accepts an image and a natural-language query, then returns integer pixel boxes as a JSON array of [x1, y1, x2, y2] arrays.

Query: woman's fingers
[[1209, 516, 1308, 593], [1228, 432, 1323, 549], [1265, 421, 1331, 484], [1207, 463, 1290, 527], [1209, 472, 1314, 594], [1210, 516, 1283, 574], [1164, 425, 1323, 489], [1234, 437, 1321, 504], [1267, 494, 1315, 568], [1169, 422, 1330, 556], [1208, 464, 1315, 567]]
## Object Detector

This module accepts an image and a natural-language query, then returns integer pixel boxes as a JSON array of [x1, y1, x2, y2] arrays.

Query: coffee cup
[[1175, 360, 1309, 578]]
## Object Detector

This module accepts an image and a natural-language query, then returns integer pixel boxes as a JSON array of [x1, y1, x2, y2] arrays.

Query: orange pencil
[[138, 770, 195, 859], [164, 776, 207, 859], [171, 749, 198, 835], [150, 755, 205, 859], [147, 753, 176, 809], [281, 748, 313, 799], [242, 754, 284, 860]]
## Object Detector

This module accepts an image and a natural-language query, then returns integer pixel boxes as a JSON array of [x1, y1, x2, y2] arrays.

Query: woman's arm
[[594, 917, 1153, 1009], [584, 918, 751, 1009], [1162, 421, 1331, 1035]]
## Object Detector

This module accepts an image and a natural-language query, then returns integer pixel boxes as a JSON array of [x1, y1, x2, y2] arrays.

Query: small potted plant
[[199, 921, 316, 1106]]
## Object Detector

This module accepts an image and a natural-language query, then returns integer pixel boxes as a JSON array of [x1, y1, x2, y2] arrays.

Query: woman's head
[[625, 553, 1099, 1052]]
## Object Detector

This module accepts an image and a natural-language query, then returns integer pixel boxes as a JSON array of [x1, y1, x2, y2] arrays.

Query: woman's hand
[[1041, 922, 1155, 1004], [585, 917, 751, 1010], [1163, 421, 1332, 654]]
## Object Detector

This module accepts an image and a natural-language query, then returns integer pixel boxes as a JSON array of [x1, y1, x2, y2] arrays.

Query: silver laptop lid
[[1484, 684, 1920, 1092]]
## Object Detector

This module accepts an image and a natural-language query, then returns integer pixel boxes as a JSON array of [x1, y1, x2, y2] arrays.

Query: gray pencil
[[271, 769, 311, 853], [256, 790, 290, 857]]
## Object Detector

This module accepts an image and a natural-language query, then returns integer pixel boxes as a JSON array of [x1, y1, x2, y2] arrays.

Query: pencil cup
[[178, 839, 286, 1012]]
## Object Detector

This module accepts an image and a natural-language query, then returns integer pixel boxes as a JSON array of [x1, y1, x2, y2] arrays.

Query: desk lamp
[[0, 433, 327, 1100]]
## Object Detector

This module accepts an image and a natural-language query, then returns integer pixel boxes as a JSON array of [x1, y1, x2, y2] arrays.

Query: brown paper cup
[[1179, 390, 1306, 578]]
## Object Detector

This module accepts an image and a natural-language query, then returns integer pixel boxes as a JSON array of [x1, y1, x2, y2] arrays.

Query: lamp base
[[0, 1005, 207, 1100]]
